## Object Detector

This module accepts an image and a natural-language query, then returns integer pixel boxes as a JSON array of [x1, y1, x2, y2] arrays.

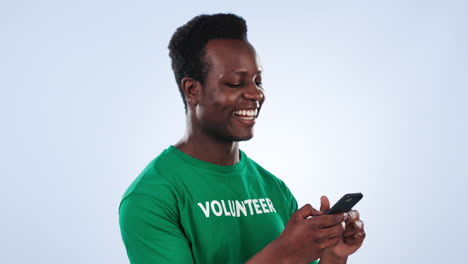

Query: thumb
[[320, 195, 330, 213], [293, 204, 322, 220]]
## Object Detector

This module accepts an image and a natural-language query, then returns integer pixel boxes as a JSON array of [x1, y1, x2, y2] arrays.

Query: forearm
[[245, 239, 296, 264]]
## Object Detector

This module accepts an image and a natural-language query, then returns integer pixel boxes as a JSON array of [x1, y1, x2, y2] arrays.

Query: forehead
[[204, 39, 262, 76]]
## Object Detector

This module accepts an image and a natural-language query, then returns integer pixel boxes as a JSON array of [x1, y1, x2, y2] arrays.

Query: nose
[[243, 82, 264, 102]]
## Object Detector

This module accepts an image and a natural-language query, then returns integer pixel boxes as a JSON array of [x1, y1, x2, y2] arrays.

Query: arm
[[246, 196, 366, 264], [245, 204, 347, 264], [119, 193, 195, 264]]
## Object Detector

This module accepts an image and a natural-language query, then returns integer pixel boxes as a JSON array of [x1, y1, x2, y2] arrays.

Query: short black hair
[[168, 13, 248, 112]]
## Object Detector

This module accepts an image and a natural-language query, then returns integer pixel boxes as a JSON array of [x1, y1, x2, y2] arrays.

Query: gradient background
[[1, 0, 467, 263]]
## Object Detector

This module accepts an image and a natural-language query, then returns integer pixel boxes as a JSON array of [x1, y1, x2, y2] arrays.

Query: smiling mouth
[[233, 109, 258, 120]]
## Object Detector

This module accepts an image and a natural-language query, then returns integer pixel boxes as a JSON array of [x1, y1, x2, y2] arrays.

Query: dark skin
[[175, 39, 365, 264], [175, 39, 264, 165], [248, 197, 365, 264]]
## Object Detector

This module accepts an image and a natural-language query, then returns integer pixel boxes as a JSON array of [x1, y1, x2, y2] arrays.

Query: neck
[[174, 127, 240, 166]]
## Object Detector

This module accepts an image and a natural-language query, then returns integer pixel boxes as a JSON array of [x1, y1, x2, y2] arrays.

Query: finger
[[311, 213, 348, 228], [318, 236, 341, 250], [320, 196, 330, 212], [346, 210, 360, 224], [343, 220, 364, 237], [294, 204, 322, 220], [343, 232, 366, 245], [316, 220, 346, 241]]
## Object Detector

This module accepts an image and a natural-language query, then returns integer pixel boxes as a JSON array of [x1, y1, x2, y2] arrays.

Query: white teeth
[[234, 109, 258, 117]]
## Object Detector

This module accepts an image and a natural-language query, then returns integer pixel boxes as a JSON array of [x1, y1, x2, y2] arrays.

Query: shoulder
[[120, 147, 181, 204], [242, 150, 299, 215], [242, 150, 292, 192]]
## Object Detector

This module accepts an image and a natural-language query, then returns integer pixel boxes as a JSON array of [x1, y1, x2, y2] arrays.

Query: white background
[[1, 0, 467, 263]]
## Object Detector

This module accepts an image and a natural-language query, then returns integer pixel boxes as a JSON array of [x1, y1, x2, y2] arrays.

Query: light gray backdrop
[[1, 0, 467, 263]]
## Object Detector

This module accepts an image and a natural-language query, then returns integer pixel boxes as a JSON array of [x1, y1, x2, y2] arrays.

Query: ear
[[181, 77, 200, 106]]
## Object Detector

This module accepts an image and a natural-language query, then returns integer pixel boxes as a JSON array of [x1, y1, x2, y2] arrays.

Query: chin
[[215, 128, 255, 142], [230, 133, 254, 142]]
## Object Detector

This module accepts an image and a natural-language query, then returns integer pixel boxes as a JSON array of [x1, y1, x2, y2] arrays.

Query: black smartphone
[[324, 193, 363, 215]]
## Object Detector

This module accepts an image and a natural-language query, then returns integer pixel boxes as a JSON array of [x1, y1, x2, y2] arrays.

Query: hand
[[319, 196, 366, 261], [272, 203, 348, 264]]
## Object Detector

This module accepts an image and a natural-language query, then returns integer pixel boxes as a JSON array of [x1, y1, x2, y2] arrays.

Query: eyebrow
[[231, 69, 263, 75]]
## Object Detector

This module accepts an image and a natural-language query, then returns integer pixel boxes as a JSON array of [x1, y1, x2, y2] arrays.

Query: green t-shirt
[[119, 146, 317, 264]]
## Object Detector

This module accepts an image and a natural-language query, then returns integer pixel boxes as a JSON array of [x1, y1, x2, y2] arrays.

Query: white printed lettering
[[221, 200, 231, 216], [252, 199, 263, 214], [198, 198, 277, 218], [236, 200, 247, 216], [228, 200, 236, 217], [244, 199, 254, 215], [211, 200, 222, 216], [259, 198, 269, 213], [266, 198, 276, 212], [197, 202, 210, 218]]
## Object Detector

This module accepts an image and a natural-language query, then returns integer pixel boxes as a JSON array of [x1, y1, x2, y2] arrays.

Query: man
[[119, 13, 365, 264]]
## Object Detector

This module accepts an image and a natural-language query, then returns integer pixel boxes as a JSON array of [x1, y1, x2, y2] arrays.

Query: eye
[[226, 83, 243, 88]]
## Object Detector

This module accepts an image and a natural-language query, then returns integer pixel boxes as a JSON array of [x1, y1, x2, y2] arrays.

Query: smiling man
[[119, 13, 365, 264]]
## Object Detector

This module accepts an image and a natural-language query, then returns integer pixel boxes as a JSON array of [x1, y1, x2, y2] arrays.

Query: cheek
[[209, 91, 237, 112], [197, 95, 231, 123]]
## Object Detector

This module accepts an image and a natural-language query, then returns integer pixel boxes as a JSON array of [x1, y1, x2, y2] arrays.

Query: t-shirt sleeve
[[119, 193, 194, 264], [289, 191, 299, 216], [280, 182, 319, 264], [279, 180, 298, 216]]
